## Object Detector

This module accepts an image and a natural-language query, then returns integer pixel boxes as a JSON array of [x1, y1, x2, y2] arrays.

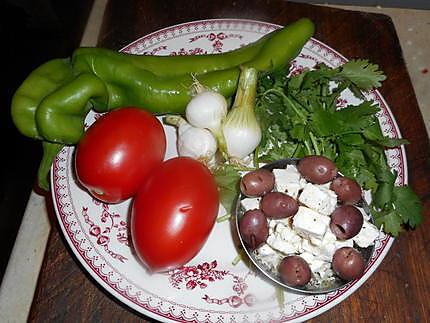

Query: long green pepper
[[10, 18, 315, 190]]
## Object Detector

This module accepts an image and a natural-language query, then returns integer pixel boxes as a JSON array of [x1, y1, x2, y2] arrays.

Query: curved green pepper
[[244, 17, 315, 72], [11, 17, 315, 190], [72, 28, 277, 77], [70, 17, 314, 114], [36, 73, 108, 144], [72, 49, 240, 115], [11, 58, 75, 139]]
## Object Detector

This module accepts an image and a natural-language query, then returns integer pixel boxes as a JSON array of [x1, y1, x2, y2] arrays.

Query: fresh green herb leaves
[[254, 59, 422, 236], [372, 185, 423, 236], [340, 59, 387, 90], [392, 186, 423, 227], [212, 164, 242, 213]]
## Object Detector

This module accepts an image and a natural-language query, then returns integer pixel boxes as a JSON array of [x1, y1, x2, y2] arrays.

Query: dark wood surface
[[29, 0, 430, 322]]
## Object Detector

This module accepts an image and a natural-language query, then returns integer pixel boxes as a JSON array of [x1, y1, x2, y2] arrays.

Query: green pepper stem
[[38, 142, 64, 190]]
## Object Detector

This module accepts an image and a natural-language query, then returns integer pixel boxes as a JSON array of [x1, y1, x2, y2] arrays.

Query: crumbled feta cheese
[[298, 183, 338, 216], [272, 166, 304, 199], [293, 206, 330, 240], [299, 229, 340, 262], [257, 243, 277, 256], [335, 238, 354, 250], [300, 251, 315, 264], [299, 252, 331, 279], [318, 264, 334, 280], [267, 222, 303, 254], [353, 220, 380, 248], [268, 218, 289, 235], [240, 197, 261, 211], [300, 238, 321, 255], [268, 218, 290, 229], [309, 236, 323, 247], [255, 244, 282, 271], [312, 259, 331, 278], [266, 222, 303, 254], [277, 223, 303, 247], [267, 234, 298, 255]]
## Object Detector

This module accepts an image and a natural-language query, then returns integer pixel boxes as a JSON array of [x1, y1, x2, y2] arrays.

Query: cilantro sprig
[[253, 59, 422, 236]]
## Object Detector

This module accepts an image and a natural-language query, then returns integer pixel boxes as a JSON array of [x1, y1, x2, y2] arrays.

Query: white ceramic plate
[[51, 19, 406, 322]]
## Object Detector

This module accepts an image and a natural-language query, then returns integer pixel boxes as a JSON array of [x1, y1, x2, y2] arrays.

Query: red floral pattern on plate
[[167, 260, 257, 308]]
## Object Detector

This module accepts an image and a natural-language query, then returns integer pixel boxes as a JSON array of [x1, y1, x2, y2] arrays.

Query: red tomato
[[131, 157, 219, 272], [75, 107, 166, 203]]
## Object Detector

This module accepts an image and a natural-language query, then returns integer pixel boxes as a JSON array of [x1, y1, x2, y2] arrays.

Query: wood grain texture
[[29, 0, 430, 322]]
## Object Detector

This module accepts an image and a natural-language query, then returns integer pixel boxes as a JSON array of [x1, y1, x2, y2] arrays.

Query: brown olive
[[240, 169, 275, 197], [239, 209, 269, 250], [297, 155, 338, 184], [278, 256, 312, 286], [332, 247, 365, 281], [330, 176, 362, 204], [330, 205, 363, 240], [260, 192, 299, 219]]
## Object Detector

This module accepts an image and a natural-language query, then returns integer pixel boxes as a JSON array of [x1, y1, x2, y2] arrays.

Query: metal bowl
[[234, 158, 375, 294]]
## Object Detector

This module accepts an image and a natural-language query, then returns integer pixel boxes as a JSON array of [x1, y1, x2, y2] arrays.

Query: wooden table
[[28, 0, 430, 322]]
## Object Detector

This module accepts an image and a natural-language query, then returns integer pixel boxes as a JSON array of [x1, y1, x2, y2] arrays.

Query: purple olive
[[330, 205, 363, 240], [278, 256, 312, 286], [297, 155, 338, 184], [240, 169, 275, 197], [239, 209, 269, 250], [330, 176, 362, 204], [260, 192, 299, 219], [332, 247, 365, 281]]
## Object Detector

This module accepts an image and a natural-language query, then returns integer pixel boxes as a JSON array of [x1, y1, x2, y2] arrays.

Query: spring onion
[[221, 67, 261, 162]]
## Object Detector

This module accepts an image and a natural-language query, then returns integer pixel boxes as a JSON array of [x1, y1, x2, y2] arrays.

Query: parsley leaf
[[372, 208, 403, 236], [338, 59, 387, 90], [392, 186, 423, 228]]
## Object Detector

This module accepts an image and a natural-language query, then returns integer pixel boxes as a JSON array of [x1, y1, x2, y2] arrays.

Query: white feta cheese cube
[[298, 183, 338, 216], [293, 206, 330, 240], [272, 166, 303, 199], [240, 197, 261, 211], [353, 220, 380, 248]]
